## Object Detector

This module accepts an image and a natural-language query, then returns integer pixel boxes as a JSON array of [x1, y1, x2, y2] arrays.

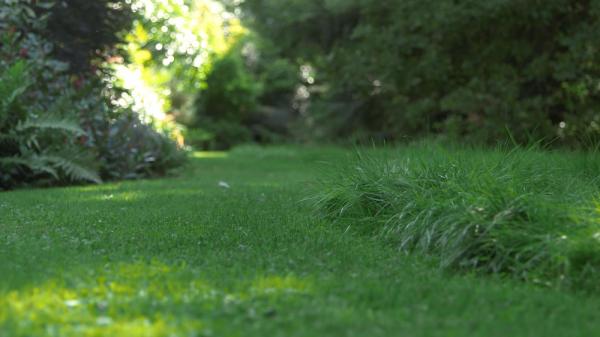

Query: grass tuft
[[313, 143, 600, 291]]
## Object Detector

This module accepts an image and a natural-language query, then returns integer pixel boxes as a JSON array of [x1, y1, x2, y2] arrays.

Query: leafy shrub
[[314, 143, 600, 291], [192, 44, 261, 149], [0, 0, 185, 189], [195, 46, 261, 123], [86, 113, 186, 179]]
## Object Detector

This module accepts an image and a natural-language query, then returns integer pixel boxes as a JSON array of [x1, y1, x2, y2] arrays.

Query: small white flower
[[218, 181, 231, 189]]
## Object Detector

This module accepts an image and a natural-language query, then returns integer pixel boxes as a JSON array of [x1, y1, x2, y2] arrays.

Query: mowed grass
[[1, 145, 600, 336]]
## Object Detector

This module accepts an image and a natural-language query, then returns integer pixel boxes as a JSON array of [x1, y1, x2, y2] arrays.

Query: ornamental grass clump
[[314, 144, 600, 291]]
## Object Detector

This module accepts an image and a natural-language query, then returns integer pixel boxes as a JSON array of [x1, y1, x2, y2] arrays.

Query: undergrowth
[[313, 143, 600, 291]]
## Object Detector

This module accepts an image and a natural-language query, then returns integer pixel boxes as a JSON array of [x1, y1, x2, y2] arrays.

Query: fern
[[0, 61, 30, 106], [0, 155, 59, 178], [0, 60, 102, 188], [0, 152, 101, 184], [15, 93, 85, 135], [16, 116, 85, 135], [0, 61, 30, 127], [43, 152, 102, 184]]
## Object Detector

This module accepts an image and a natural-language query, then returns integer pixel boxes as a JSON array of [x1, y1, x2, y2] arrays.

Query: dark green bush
[[192, 43, 261, 149], [38, 0, 133, 74], [243, 0, 600, 146], [195, 46, 261, 123], [251, 38, 299, 107], [186, 120, 253, 151], [190, 36, 302, 149]]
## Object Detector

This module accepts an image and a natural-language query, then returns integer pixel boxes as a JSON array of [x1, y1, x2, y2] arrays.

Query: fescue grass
[[2, 145, 600, 336], [314, 142, 600, 291]]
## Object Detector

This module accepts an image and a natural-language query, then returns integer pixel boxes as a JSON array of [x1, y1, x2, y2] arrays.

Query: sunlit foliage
[[117, 0, 247, 126]]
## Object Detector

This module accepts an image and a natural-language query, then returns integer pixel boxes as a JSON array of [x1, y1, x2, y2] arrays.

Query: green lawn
[[2, 146, 600, 337]]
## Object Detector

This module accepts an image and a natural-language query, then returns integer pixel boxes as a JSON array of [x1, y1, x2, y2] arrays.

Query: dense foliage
[[38, 0, 597, 150], [242, 0, 600, 146], [0, 0, 184, 190]]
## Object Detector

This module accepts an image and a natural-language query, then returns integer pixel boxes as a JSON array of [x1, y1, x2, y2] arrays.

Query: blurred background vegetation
[[127, 0, 600, 149], [1, 0, 600, 189]]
